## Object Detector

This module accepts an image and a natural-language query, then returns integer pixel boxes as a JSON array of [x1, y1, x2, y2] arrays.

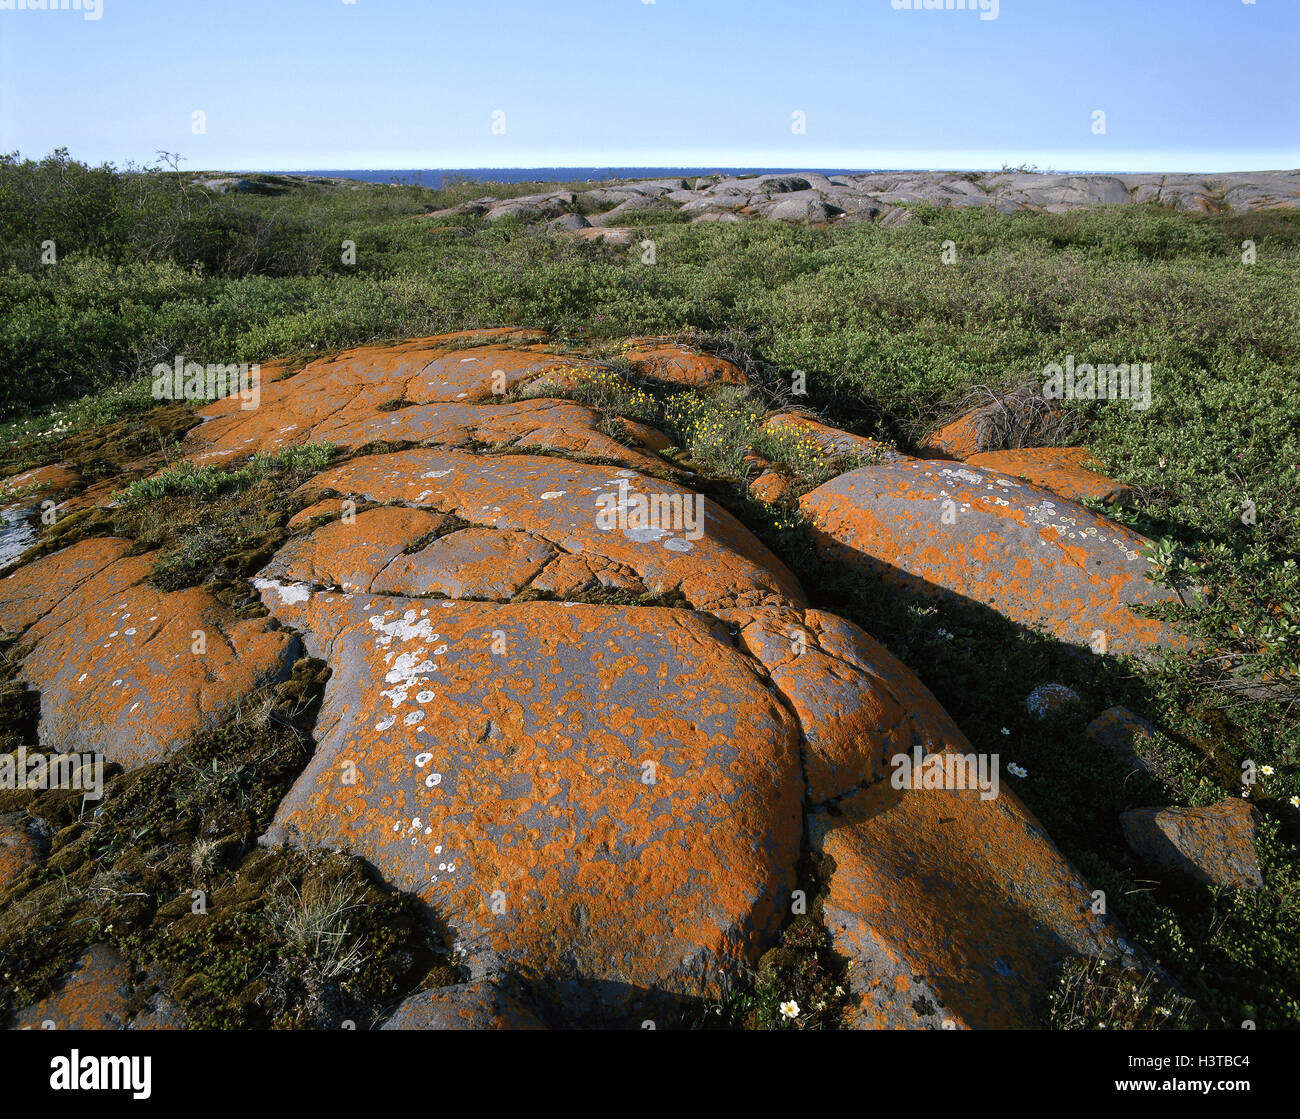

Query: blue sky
[[1, 0, 1296, 172]]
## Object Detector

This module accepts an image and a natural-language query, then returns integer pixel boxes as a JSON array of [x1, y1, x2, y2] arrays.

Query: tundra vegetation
[[0, 151, 1297, 1028]]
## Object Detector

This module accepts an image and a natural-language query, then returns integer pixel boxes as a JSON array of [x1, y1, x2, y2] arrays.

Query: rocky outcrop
[[0, 537, 297, 767], [800, 460, 1187, 657], [2, 330, 1178, 1029], [424, 170, 1300, 232]]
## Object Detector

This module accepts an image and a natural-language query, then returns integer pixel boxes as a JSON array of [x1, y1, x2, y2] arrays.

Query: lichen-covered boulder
[[919, 394, 1061, 460], [1121, 799, 1264, 890], [1, 464, 81, 508], [0, 333, 1148, 1031], [726, 606, 969, 804], [257, 506, 457, 593], [257, 591, 804, 1025], [381, 979, 545, 1030], [1026, 683, 1084, 720], [749, 469, 792, 504], [809, 777, 1125, 1029], [800, 460, 1188, 656], [965, 448, 1133, 505], [0, 538, 297, 767], [244, 426, 1120, 1027], [8, 946, 185, 1031]]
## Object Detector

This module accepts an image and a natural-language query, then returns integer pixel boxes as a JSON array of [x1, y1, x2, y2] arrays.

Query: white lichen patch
[[253, 578, 313, 605]]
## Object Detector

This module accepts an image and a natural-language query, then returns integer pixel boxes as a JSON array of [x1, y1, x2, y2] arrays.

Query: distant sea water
[[265, 168, 882, 187]]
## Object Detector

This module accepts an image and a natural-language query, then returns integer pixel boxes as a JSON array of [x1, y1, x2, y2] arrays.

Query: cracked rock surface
[[0, 332, 1158, 1028]]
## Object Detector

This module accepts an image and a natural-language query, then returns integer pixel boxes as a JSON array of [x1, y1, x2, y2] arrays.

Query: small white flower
[[1260, 765, 1275, 776], [1000, 727, 1010, 736], [1007, 762, 1028, 778], [1289, 796, 1299, 809], [778, 1000, 799, 1020]]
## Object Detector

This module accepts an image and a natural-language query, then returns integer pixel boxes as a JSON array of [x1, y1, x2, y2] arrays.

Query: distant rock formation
[[414, 170, 1300, 234]]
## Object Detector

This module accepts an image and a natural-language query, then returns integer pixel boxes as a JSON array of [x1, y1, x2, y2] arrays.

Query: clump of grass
[[113, 443, 335, 506], [267, 875, 370, 981], [1045, 958, 1198, 1030], [922, 379, 1085, 454]]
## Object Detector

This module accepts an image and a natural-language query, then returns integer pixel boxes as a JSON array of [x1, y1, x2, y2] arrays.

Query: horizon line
[[218, 164, 1299, 178]]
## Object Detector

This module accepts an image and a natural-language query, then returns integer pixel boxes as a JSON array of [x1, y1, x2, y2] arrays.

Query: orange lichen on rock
[[371, 528, 556, 600], [259, 506, 456, 593], [381, 979, 545, 1029], [0, 538, 296, 767], [917, 410, 988, 460], [302, 448, 803, 612], [965, 447, 1133, 504], [287, 497, 349, 528], [621, 339, 748, 387], [800, 460, 1188, 656], [1121, 798, 1264, 890], [809, 775, 1126, 1029], [186, 343, 668, 472], [918, 393, 1066, 460], [256, 593, 803, 1023], [11, 944, 133, 1029], [1, 464, 81, 508]]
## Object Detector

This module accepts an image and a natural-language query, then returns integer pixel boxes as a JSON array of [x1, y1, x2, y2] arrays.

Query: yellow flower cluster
[[536, 363, 658, 423], [664, 392, 764, 463], [761, 423, 834, 477]]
